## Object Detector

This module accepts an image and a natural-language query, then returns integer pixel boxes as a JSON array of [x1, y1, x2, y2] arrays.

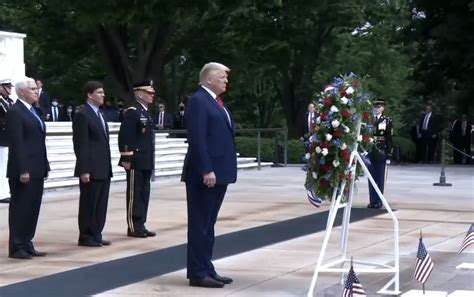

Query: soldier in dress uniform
[[0, 79, 14, 203], [118, 80, 156, 238], [367, 100, 392, 209]]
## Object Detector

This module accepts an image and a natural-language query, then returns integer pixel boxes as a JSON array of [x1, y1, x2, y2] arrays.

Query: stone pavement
[[0, 164, 473, 296]]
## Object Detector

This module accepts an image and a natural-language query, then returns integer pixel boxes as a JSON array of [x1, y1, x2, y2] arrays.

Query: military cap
[[133, 80, 155, 93], [373, 100, 384, 107], [0, 79, 13, 87]]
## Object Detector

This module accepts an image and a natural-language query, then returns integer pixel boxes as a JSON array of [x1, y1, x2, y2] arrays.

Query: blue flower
[[348, 72, 357, 78], [319, 157, 325, 165], [310, 134, 318, 142], [333, 77, 344, 88]]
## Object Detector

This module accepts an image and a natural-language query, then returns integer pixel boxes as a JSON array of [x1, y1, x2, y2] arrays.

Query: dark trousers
[[8, 178, 44, 255], [414, 139, 423, 163], [421, 136, 437, 163], [126, 169, 152, 232], [78, 179, 110, 242], [186, 182, 227, 279], [452, 139, 471, 164], [368, 160, 386, 205]]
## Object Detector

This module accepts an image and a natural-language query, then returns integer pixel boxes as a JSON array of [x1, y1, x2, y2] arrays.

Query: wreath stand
[[307, 122, 400, 296]]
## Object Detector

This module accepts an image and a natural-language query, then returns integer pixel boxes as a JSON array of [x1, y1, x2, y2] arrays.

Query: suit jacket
[[118, 103, 154, 170], [450, 119, 471, 143], [181, 87, 237, 185], [6, 101, 50, 179], [420, 112, 440, 138], [154, 111, 174, 129], [38, 90, 52, 117], [73, 104, 112, 179], [45, 105, 65, 122]]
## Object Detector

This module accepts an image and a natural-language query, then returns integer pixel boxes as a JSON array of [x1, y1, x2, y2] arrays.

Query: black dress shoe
[[144, 229, 156, 237], [0, 197, 10, 203], [189, 277, 224, 288], [373, 203, 383, 209], [211, 274, 233, 284], [100, 240, 111, 246], [78, 240, 102, 247], [127, 230, 147, 238], [367, 203, 375, 208], [29, 249, 47, 257], [9, 250, 33, 259]]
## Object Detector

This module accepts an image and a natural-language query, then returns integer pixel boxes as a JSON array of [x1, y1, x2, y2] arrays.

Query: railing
[[153, 127, 289, 170]]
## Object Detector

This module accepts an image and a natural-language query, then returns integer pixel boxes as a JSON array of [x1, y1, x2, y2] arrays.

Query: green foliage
[[287, 139, 306, 164], [392, 136, 416, 162], [235, 136, 275, 162]]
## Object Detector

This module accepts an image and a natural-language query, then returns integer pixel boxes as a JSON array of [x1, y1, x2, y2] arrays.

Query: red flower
[[346, 173, 354, 180], [362, 112, 370, 121], [341, 149, 351, 162], [342, 109, 351, 119], [308, 145, 315, 154], [324, 98, 332, 106], [333, 129, 343, 138], [340, 89, 347, 97], [320, 113, 328, 121], [322, 164, 332, 172], [352, 80, 360, 88], [371, 117, 376, 125], [320, 141, 331, 149], [319, 179, 330, 188], [362, 135, 371, 142], [338, 172, 346, 180]]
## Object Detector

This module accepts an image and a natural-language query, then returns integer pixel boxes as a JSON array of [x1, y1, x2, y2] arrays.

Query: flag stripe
[[458, 232, 474, 253]]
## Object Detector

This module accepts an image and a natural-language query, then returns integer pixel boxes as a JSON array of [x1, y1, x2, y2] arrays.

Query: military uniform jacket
[[118, 102, 154, 170], [0, 95, 13, 147], [369, 114, 393, 162]]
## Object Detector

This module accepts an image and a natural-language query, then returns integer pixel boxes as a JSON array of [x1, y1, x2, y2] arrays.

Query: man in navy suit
[[419, 103, 440, 163], [181, 62, 237, 288], [73, 81, 113, 247], [6, 77, 50, 259]]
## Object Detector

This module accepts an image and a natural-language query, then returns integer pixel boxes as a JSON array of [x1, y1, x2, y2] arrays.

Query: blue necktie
[[97, 110, 106, 133], [29, 106, 44, 131]]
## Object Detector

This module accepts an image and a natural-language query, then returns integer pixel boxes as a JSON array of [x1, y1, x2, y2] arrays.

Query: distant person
[[175, 102, 186, 130], [6, 77, 50, 259], [45, 98, 63, 122], [419, 103, 440, 163], [35, 79, 52, 117], [102, 100, 119, 122], [154, 102, 173, 130], [73, 81, 113, 247], [65, 104, 74, 122], [303, 103, 318, 138], [409, 119, 422, 163], [450, 114, 472, 164]]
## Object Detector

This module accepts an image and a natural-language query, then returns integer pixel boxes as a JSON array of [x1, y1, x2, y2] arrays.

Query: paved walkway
[[0, 164, 473, 296]]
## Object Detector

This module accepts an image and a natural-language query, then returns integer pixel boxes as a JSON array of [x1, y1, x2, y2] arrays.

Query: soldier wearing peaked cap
[[0, 79, 14, 203], [118, 80, 156, 238], [367, 100, 393, 209]]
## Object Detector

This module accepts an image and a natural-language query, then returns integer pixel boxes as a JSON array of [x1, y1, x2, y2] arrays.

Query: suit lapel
[[85, 104, 108, 140], [18, 102, 45, 134], [200, 88, 233, 131]]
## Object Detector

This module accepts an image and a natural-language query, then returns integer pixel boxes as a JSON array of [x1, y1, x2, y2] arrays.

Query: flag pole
[[420, 230, 425, 295]]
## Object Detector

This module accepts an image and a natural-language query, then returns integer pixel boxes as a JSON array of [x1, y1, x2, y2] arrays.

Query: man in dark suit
[[35, 79, 52, 118], [302, 103, 318, 138], [6, 77, 50, 259], [181, 62, 237, 288], [420, 103, 440, 163], [118, 80, 156, 238], [0, 78, 14, 203], [450, 114, 472, 164], [45, 98, 64, 122], [367, 100, 392, 209], [154, 102, 174, 130], [73, 81, 113, 247], [175, 102, 186, 130]]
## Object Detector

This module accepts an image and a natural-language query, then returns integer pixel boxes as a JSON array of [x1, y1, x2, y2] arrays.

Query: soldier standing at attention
[[367, 100, 392, 209], [118, 80, 156, 238], [0, 78, 14, 204]]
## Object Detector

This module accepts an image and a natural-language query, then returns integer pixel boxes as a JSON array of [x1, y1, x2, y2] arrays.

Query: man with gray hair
[[6, 77, 50, 259], [181, 62, 237, 288]]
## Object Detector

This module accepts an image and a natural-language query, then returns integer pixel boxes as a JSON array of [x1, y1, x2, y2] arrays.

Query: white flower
[[322, 148, 329, 156], [369, 137, 374, 143], [343, 125, 350, 133], [315, 146, 322, 154], [312, 171, 318, 179], [324, 85, 335, 93], [357, 135, 363, 142], [341, 143, 347, 150], [330, 105, 339, 113], [331, 120, 340, 128], [345, 87, 354, 94], [332, 159, 340, 167], [305, 153, 311, 160], [325, 133, 333, 141], [349, 107, 356, 114], [340, 96, 349, 104]]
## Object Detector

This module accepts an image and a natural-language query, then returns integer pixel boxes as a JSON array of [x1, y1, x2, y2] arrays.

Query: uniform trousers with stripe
[[367, 159, 386, 206], [126, 169, 152, 232], [0, 146, 9, 199]]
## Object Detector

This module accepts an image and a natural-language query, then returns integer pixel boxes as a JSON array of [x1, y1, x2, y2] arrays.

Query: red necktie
[[216, 96, 224, 108]]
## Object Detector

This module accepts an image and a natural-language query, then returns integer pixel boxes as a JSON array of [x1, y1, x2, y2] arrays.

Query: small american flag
[[307, 190, 322, 208], [342, 266, 366, 297], [458, 224, 474, 253], [414, 237, 434, 284]]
